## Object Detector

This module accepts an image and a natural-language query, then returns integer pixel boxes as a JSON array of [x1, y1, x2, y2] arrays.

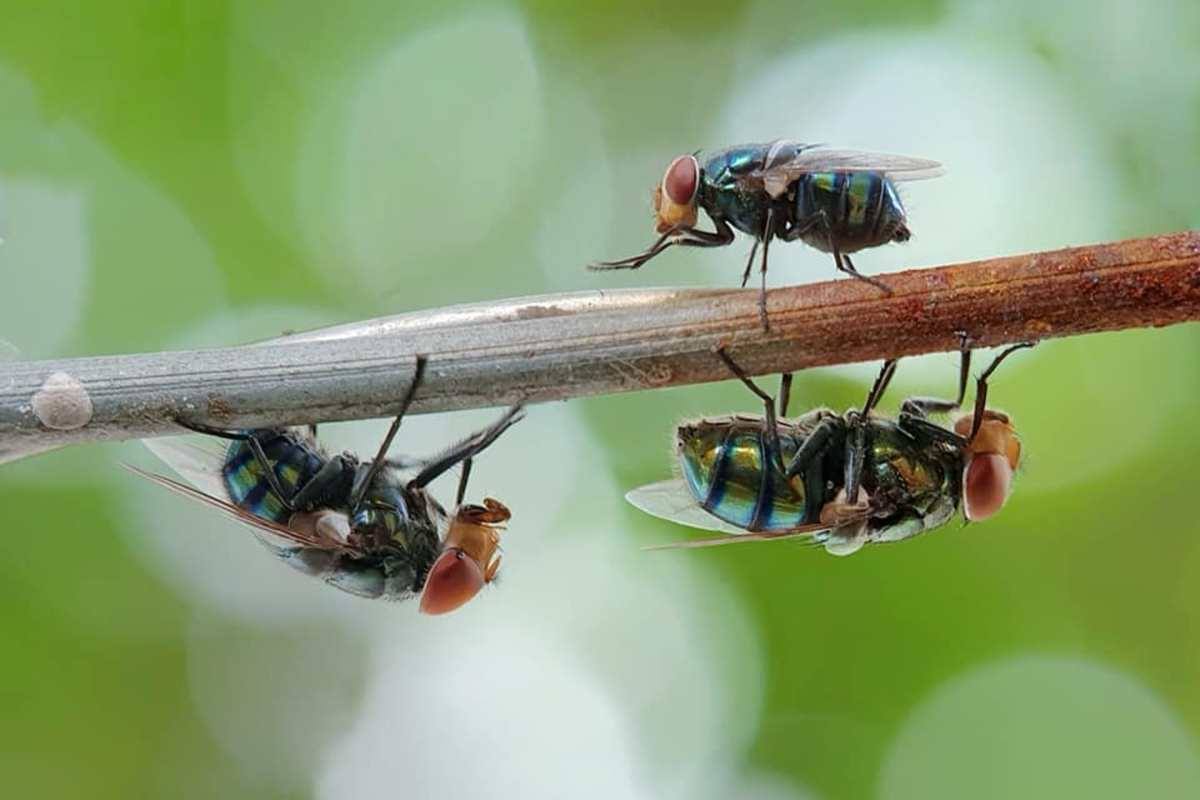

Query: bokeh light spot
[[880, 655, 1200, 799]]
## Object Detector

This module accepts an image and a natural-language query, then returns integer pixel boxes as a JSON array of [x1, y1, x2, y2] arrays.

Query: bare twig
[[2, 232, 1198, 464]]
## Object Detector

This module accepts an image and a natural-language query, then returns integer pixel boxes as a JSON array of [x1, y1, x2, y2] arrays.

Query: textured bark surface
[[2, 232, 1198, 463]]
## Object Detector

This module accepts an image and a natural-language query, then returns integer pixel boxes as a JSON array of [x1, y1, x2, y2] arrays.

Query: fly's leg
[[588, 218, 735, 271], [455, 458, 473, 507], [175, 419, 245, 440], [843, 418, 868, 505], [899, 332, 972, 420], [898, 336, 971, 445], [589, 228, 675, 271], [861, 359, 898, 417], [896, 417, 968, 449], [740, 237, 759, 288], [819, 488, 874, 527], [713, 345, 784, 473], [350, 355, 427, 507], [965, 342, 1035, 440], [844, 358, 899, 504], [838, 252, 892, 294], [781, 416, 843, 524], [896, 340, 1033, 445], [175, 420, 299, 513], [756, 207, 777, 331], [778, 373, 794, 418], [289, 456, 357, 511], [407, 405, 525, 491], [785, 210, 892, 293]]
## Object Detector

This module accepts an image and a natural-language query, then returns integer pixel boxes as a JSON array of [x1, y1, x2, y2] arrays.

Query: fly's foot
[[818, 487, 872, 527]]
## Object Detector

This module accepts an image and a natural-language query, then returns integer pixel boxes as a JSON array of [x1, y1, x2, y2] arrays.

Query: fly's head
[[419, 498, 510, 615], [953, 410, 1020, 522], [652, 154, 700, 233]]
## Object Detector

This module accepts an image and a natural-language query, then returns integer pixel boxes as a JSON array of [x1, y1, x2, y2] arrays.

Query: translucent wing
[[775, 148, 944, 179], [627, 477, 839, 550], [142, 436, 229, 498], [642, 523, 835, 550], [747, 141, 943, 197], [123, 463, 332, 550], [136, 437, 351, 553], [626, 478, 748, 536]]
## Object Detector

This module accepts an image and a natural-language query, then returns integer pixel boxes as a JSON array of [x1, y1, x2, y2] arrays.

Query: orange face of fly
[[418, 498, 509, 615], [953, 410, 1021, 522], [652, 154, 700, 233]]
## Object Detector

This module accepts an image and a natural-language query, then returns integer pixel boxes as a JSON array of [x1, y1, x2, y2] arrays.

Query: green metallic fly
[[628, 341, 1032, 554], [590, 140, 942, 328], [132, 357, 523, 614]]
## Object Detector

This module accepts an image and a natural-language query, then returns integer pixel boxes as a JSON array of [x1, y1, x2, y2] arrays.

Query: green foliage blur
[[2, 1, 1199, 798]]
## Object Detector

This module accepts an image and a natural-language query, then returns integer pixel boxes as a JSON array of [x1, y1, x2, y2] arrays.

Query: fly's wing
[[142, 437, 229, 499], [123, 463, 335, 551], [747, 142, 943, 197], [627, 478, 837, 549], [626, 478, 748, 536], [137, 437, 347, 554], [642, 523, 836, 550]]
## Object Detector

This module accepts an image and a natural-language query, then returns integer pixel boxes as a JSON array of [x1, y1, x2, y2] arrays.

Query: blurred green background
[[2, 1, 1200, 798]]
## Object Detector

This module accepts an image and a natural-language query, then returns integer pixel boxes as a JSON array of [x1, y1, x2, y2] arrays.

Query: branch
[[2, 232, 1198, 463]]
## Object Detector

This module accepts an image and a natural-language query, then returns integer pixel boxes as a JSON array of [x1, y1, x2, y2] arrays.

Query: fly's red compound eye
[[662, 155, 699, 205], [962, 453, 1013, 522], [419, 548, 485, 615]]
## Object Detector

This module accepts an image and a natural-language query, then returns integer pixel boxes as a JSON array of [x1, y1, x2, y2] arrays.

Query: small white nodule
[[31, 371, 93, 431]]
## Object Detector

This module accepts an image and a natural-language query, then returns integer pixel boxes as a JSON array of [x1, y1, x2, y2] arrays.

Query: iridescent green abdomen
[[222, 431, 325, 523], [700, 144, 773, 236], [677, 417, 810, 532], [794, 171, 908, 253]]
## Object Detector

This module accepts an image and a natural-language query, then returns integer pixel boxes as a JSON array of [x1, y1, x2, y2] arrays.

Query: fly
[[628, 340, 1030, 554], [129, 356, 523, 614], [590, 140, 942, 329]]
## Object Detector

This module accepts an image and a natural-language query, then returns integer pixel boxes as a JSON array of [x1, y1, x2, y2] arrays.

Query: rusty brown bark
[[2, 232, 1198, 463]]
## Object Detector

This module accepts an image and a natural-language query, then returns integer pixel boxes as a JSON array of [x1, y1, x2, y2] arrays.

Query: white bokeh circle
[[336, 10, 546, 289], [880, 655, 1200, 798]]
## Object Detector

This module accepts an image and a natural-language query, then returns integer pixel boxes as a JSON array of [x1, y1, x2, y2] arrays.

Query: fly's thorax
[[350, 473, 420, 547], [701, 143, 774, 187], [868, 490, 957, 544], [794, 172, 909, 253], [331, 558, 416, 600], [865, 419, 957, 503], [270, 545, 422, 601], [846, 419, 962, 546], [700, 145, 774, 236]]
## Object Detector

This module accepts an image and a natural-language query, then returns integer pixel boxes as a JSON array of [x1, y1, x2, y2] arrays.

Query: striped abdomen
[[794, 171, 908, 253], [676, 418, 810, 532], [222, 431, 326, 523]]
